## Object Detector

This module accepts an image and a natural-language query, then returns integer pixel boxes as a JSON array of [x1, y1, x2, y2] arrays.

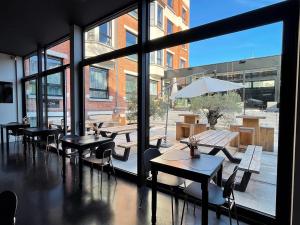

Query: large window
[[166, 51, 173, 69], [157, 4, 163, 29], [99, 22, 112, 46], [25, 80, 37, 127], [167, 0, 173, 9], [150, 80, 158, 96], [89, 67, 109, 99], [149, 23, 283, 218], [46, 74, 62, 96], [84, 57, 138, 174], [167, 19, 173, 35], [126, 74, 137, 99], [126, 31, 138, 60]]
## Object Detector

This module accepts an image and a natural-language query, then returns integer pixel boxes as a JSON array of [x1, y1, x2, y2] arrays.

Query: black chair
[[141, 148, 185, 225], [7, 123, 23, 144], [85, 141, 117, 188], [0, 191, 18, 225], [181, 166, 239, 225]]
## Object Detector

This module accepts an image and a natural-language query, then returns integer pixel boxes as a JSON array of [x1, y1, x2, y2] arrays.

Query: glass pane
[[150, 0, 284, 40], [24, 54, 38, 76], [149, 22, 282, 216], [25, 80, 37, 127], [84, 9, 138, 58], [43, 72, 64, 128], [46, 40, 70, 69], [84, 57, 138, 174]]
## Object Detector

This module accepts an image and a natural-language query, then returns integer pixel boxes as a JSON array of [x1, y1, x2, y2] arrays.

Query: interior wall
[[0, 53, 23, 142]]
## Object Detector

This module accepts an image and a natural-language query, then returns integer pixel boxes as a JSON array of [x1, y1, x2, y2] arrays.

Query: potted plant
[[190, 92, 242, 129]]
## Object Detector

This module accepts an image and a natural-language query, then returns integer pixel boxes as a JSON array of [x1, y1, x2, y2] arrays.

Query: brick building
[[24, 0, 190, 124]]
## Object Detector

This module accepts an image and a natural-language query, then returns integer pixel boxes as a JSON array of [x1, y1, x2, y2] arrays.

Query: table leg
[[0, 127, 3, 148], [6, 128, 9, 150], [201, 181, 209, 225], [79, 149, 83, 190], [216, 165, 223, 219], [151, 169, 158, 225], [125, 133, 131, 142], [62, 145, 66, 183]]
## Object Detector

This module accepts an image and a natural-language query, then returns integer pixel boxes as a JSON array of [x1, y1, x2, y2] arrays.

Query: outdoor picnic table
[[180, 129, 241, 163], [99, 124, 138, 142]]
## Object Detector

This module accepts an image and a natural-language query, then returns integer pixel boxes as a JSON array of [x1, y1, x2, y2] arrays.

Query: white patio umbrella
[[170, 77, 244, 100]]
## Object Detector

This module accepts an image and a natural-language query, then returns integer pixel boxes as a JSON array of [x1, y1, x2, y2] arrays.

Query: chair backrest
[[223, 166, 238, 199], [143, 148, 161, 174], [0, 191, 17, 225], [95, 141, 115, 159]]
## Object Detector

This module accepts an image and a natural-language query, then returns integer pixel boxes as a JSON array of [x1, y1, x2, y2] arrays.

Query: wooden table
[[178, 114, 200, 124], [0, 122, 30, 149], [61, 135, 111, 189], [150, 149, 224, 225], [236, 115, 266, 145], [180, 130, 240, 163], [99, 124, 138, 141]]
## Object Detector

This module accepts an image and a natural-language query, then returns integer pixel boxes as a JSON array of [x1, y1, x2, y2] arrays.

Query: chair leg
[[100, 166, 103, 192], [110, 159, 117, 182], [180, 197, 186, 225], [228, 207, 232, 225], [233, 202, 239, 225], [171, 194, 174, 225]]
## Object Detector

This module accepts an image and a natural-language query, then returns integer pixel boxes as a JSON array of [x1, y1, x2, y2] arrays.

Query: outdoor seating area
[[0, 0, 299, 225]]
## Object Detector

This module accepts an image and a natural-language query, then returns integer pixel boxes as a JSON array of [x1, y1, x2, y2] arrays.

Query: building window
[[167, 19, 173, 35], [150, 2, 155, 26], [166, 52, 173, 69], [150, 80, 158, 96], [126, 30, 138, 60], [128, 9, 138, 19], [182, 7, 187, 23], [157, 4, 163, 28], [167, 0, 173, 9], [89, 67, 109, 99], [47, 73, 62, 96], [157, 50, 163, 65], [47, 56, 63, 70], [150, 52, 155, 64], [180, 59, 186, 68], [99, 22, 112, 46], [126, 74, 137, 99], [29, 56, 38, 74]]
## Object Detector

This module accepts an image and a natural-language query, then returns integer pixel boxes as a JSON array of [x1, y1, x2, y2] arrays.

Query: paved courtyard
[[108, 109, 278, 216]]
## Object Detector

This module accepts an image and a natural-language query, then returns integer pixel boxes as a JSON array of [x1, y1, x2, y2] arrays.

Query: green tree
[[126, 90, 168, 123], [190, 92, 242, 129]]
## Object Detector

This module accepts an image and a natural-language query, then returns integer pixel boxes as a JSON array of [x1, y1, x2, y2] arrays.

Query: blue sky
[[189, 0, 283, 66]]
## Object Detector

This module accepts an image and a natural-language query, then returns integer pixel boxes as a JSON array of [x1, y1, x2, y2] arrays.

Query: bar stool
[[238, 127, 255, 150]]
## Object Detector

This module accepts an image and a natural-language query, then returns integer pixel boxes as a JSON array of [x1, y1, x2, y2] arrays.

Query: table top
[[236, 115, 266, 119], [23, 127, 58, 136], [178, 114, 200, 117], [99, 124, 138, 134], [180, 129, 238, 149], [151, 149, 224, 179], [0, 122, 29, 128], [61, 135, 111, 147]]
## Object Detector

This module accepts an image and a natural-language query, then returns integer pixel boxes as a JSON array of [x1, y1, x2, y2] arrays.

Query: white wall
[[0, 53, 23, 142]]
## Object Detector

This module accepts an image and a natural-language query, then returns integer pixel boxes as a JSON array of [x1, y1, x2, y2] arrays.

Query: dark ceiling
[[0, 0, 136, 57]]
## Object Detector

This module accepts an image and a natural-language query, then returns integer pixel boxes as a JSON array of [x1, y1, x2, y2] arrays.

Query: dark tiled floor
[[0, 142, 244, 225]]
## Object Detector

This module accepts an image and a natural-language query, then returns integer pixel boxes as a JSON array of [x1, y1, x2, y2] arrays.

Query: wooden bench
[[114, 135, 165, 161], [235, 145, 262, 192]]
